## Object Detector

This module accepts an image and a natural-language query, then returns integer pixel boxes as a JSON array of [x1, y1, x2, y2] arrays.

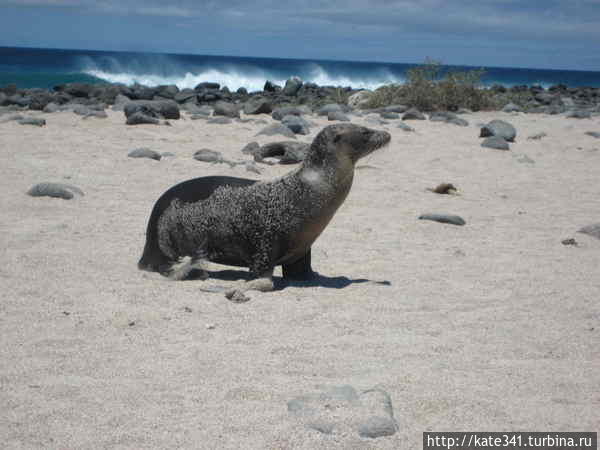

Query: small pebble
[[418, 213, 466, 226], [561, 238, 578, 246]]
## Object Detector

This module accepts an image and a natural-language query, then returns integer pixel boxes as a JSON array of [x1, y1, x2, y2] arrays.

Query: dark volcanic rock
[[256, 123, 296, 138], [43, 102, 60, 113], [263, 80, 280, 92], [59, 83, 94, 98], [241, 141, 260, 155], [502, 102, 522, 113], [402, 108, 426, 120], [271, 106, 310, 120], [449, 117, 469, 126], [534, 92, 556, 105], [195, 82, 220, 91], [213, 101, 240, 118], [328, 111, 350, 121], [124, 100, 180, 120], [397, 122, 415, 132], [182, 103, 211, 116], [129, 84, 156, 100], [207, 117, 232, 124], [1, 84, 18, 95], [481, 136, 510, 150], [480, 119, 517, 142], [155, 85, 179, 100], [193, 149, 223, 163], [527, 132, 547, 140], [418, 213, 466, 226], [18, 117, 46, 126], [566, 109, 592, 119], [282, 77, 303, 96], [429, 111, 467, 126], [5, 95, 30, 107], [317, 103, 343, 116], [244, 98, 273, 115], [257, 141, 310, 164], [585, 131, 600, 138], [174, 89, 197, 104], [381, 104, 408, 113], [28, 90, 53, 110], [281, 115, 310, 134], [128, 148, 162, 161], [380, 112, 400, 119], [27, 182, 84, 200], [0, 113, 24, 123], [126, 112, 159, 125]]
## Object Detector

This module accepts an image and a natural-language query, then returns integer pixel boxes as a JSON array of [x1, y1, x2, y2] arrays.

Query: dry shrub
[[364, 59, 494, 111]]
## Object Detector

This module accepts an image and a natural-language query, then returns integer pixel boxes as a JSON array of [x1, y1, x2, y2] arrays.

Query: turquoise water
[[2, 46, 599, 90]]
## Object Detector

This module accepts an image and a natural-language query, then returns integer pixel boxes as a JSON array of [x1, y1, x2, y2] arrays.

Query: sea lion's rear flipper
[[282, 248, 314, 280]]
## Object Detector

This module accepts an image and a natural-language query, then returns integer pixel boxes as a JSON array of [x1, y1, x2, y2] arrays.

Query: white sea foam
[[83, 63, 405, 91], [84, 68, 286, 92]]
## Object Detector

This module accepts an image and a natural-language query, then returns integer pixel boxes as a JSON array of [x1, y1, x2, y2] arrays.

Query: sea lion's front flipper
[[282, 248, 314, 280], [224, 268, 274, 302]]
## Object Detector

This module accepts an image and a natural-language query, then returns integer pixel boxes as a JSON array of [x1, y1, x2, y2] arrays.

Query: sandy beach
[[1, 107, 599, 449]]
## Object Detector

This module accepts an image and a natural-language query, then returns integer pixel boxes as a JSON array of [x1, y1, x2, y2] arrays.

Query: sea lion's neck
[[297, 152, 355, 199]]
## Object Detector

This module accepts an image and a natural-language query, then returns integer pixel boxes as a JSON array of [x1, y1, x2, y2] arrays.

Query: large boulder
[[480, 119, 516, 142], [263, 80, 281, 92], [213, 101, 240, 118], [256, 123, 296, 139], [281, 115, 310, 134], [272, 105, 310, 120], [129, 84, 156, 100], [402, 108, 426, 120], [194, 82, 220, 91], [282, 77, 303, 96], [123, 100, 180, 120], [126, 112, 160, 125], [91, 84, 121, 104], [4, 95, 30, 107], [155, 85, 179, 100], [257, 141, 310, 164], [59, 83, 94, 98], [174, 89, 197, 104], [502, 102, 522, 113], [28, 90, 53, 110], [481, 136, 510, 150], [244, 98, 273, 115], [328, 111, 350, 121], [317, 103, 343, 116]]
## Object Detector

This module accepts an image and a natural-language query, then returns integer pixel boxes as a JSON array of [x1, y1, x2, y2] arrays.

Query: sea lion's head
[[308, 124, 391, 166]]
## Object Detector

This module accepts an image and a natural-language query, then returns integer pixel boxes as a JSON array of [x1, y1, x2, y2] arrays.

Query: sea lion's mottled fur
[[138, 124, 391, 295]]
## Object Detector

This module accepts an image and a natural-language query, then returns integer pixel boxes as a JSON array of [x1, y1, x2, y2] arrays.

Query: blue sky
[[1, 0, 599, 71]]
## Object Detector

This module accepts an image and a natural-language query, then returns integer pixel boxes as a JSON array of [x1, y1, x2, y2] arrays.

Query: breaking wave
[[82, 59, 405, 91]]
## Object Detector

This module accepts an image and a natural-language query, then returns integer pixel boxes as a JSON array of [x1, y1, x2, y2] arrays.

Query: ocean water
[[1, 46, 599, 91]]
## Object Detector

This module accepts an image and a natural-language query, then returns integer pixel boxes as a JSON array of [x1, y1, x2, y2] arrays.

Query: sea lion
[[138, 123, 391, 296]]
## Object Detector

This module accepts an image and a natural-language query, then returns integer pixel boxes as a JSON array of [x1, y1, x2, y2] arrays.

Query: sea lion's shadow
[[200, 269, 391, 290]]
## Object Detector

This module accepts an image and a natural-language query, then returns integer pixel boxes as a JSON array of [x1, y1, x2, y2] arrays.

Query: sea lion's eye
[[333, 134, 342, 143]]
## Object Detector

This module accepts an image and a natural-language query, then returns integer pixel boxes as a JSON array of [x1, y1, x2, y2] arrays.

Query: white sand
[[1, 108, 599, 449]]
